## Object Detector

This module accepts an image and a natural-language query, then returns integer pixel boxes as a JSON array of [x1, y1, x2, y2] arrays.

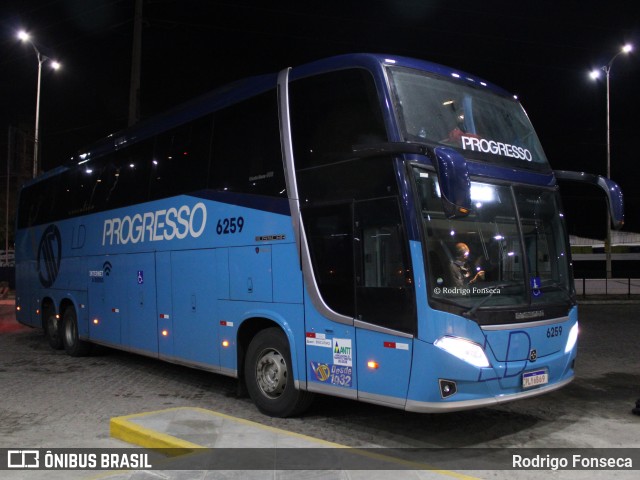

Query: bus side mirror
[[433, 147, 472, 218], [554, 170, 624, 230]]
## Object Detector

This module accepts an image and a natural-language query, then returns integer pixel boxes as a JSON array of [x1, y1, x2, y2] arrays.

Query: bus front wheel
[[62, 307, 92, 357], [245, 327, 314, 417]]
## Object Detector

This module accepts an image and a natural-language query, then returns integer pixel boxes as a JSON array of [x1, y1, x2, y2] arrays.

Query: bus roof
[[50, 53, 513, 178]]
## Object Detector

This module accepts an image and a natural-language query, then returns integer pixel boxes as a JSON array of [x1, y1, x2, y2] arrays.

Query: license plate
[[522, 369, 548, 389]]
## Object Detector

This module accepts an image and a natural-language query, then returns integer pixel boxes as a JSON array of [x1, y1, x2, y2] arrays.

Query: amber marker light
[[222, 340, 230, 347], [367, 360, 379, 369], [93, 318, 99, 325], [161, 329, 169, 337]]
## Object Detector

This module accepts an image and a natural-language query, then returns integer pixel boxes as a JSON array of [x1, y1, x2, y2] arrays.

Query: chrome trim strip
[[358, 390, 406, 408], [353, 319, 414, 339], [306, 381, 358, 400], [481, 316, 570, 331], [85, 338, 238, 377], [277, 67, 353, 326], [158, 353, 237, 377], [404, 376, 573, 413]]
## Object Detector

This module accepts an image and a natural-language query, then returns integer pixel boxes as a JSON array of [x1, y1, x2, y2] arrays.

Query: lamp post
[[18, 30, 61, 179], [590, 44, 632, 279]]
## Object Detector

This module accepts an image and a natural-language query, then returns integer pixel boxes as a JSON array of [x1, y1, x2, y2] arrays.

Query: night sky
[[2, 0, 639, 235]]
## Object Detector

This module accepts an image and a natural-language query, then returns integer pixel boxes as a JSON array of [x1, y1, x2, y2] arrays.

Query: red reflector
[[384, 341, 396, 349]]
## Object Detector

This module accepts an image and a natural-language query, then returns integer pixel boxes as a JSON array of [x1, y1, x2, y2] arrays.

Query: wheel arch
[[236, 312, 305, 390], [59, 297, 76, 316], [41, 296, 57, 329]]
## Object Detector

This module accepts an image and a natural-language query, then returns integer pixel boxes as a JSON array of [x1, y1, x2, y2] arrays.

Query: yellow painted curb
[[110, 407, 203, 456], [110, 407, 481, 479]]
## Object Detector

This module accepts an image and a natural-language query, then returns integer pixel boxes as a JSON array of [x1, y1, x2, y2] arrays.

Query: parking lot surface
[[1, 300, 639, 479]]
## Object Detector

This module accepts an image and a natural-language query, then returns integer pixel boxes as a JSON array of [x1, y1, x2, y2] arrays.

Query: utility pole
[[5, 126, 13, 265], [128, 0, 143, 126]]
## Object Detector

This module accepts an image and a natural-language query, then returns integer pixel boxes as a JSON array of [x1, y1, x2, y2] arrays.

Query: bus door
[[302, 202, 357, 397], [302, 198, 414, 405], [353, 197, 414, 407]]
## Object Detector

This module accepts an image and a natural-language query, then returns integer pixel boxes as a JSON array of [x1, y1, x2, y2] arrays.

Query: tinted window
[[211, 90, 285, 197], [18, 89, 284, 228], [302, 203, 355, 317], [355, 197, 415, 333], [290, 68, 387, 170], [149, 115, 213, 200]]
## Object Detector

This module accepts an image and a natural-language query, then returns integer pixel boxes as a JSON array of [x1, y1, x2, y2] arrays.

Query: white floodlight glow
[[434, 336, 490, 368], [565, 322, 579, 353], [470, 182, 495, 202]]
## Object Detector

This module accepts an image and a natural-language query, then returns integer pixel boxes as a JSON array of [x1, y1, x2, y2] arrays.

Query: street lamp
[[589, 43, 632, 279], [17, 30, 61, 178]]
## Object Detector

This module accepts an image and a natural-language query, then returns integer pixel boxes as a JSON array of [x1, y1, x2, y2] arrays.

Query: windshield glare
[[413, 168, 572, 310], [389, 67, 550, 171]]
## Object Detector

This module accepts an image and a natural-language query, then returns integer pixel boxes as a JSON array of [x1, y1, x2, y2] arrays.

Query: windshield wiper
[[538, 281, 571, 296], [463, 283, 514, 319]]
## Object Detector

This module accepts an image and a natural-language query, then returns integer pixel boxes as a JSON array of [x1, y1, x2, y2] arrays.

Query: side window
[[301, 203, 355, 317], [149, 115, 213, 200], [301, 198, 416, 333], [354, 197, 415, 333], [18, 179, 56, 228], [289, 68, 393, 204], [210, 90, 285, 197], [290, 68, 387, 170], [102, 141, 153, 210]]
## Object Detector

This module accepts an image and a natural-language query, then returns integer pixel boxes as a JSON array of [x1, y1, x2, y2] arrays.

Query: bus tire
[[62, 306, 92, 357], [44, 304, 63, 350], [245, 327, 314, 417]]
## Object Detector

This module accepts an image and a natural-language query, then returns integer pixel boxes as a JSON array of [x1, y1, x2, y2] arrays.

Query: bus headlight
[[434, 336, 490, 368], [565, 322, 578, 353]]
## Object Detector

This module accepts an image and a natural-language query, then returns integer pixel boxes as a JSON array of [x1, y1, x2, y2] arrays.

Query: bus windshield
[[412, 167, 573, 313], [389, 66, 550, 172]]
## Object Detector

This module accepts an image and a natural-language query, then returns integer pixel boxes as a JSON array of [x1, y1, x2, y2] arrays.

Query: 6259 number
[[546, 326, 563, 338], [216, 217, 244, 235]]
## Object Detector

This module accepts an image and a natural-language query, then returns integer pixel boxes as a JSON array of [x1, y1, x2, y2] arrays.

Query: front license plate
[[522, 369, 548, 389]]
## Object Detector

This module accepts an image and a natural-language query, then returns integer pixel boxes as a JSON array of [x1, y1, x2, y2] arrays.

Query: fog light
[[439, 379, 457, 399]]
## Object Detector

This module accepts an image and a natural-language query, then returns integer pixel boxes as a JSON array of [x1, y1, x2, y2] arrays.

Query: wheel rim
[[255, 348, 287, 399], [47, 315, 59, 340], [64, 316, 76, 347]]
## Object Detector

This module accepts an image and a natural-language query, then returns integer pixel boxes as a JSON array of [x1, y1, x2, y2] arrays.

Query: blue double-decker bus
[[15, 54, 623, 417]]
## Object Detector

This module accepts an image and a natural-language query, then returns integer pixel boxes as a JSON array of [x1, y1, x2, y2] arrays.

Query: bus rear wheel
[[245, 327, 314, 417], [44, 304, 63, 350], [62, 306, 92, 357]]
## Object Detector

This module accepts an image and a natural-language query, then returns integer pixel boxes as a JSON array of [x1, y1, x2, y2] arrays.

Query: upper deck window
[[388, 67, 551, 172]]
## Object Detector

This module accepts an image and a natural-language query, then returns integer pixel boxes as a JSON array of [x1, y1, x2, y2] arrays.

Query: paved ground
[[1, 298, 639, 479]]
